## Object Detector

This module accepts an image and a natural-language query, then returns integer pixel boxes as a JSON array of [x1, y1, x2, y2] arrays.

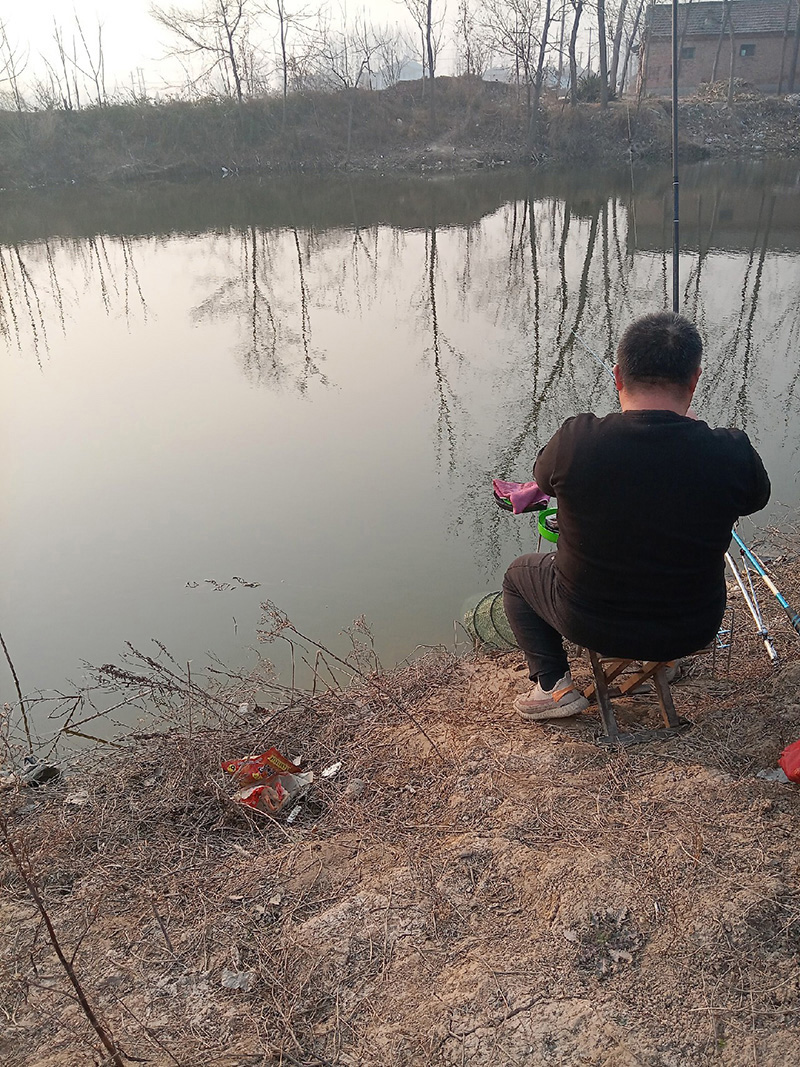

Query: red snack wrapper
[[234, 781, 290, 812], [222, 747, 313, 815], [778, 738, 800, 784], [221, 747, 302, 785]]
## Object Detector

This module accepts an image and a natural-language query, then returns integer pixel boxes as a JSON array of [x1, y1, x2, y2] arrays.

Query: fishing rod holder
[[711, 608, 735, 676]]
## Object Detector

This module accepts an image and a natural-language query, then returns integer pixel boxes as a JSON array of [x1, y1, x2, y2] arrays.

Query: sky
[[6, 1, 446, 98], [5, 1, 602, 104], [12, 3, 167, 90]]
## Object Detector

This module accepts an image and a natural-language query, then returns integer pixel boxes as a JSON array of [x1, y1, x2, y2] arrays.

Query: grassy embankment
[[2, 76, 800, 190]]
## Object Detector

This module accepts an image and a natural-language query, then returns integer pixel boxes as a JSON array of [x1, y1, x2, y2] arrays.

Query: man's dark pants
[[502, 552, 571, 688]]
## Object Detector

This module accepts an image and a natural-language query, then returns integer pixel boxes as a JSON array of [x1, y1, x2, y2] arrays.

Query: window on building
[[739, 43, 755, 57], [681, 46, 695, 60]]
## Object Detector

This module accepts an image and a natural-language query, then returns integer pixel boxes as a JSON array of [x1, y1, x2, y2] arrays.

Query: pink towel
[[492, 479, 549, 515]]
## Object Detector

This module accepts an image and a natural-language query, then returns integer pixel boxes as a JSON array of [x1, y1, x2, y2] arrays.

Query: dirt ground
[[2, 564, 800, 1067]]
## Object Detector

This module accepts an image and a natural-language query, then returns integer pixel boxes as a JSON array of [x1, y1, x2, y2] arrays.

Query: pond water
[[2, 160, 800, 737]]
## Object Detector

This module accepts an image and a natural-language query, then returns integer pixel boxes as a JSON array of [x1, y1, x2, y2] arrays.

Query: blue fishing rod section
[[730, 531, 800, 637]]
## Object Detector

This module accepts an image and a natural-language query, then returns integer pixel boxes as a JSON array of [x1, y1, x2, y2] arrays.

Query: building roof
[[648, 0, 798, 39]]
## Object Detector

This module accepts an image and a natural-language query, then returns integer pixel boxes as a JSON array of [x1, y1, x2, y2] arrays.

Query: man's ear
[[613, 364, 624, 392]]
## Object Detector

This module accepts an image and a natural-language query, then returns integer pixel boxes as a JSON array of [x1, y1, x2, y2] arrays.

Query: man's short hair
[[616, 312, 703, 388]]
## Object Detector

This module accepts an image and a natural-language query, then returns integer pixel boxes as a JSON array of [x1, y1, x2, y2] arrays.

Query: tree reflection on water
[[4, 161, 800, 578], [1, 233, 148, 365]]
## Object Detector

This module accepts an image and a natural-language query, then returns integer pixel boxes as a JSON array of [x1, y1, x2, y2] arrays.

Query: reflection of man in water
[[502, 312, 771, 721]]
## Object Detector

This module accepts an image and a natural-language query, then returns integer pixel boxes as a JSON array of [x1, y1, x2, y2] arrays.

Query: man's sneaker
[[513, 672, 590, 722]]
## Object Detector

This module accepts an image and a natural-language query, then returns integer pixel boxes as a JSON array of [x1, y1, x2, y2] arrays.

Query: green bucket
[[538, 507, 559, 543], [464, 591, 519, 650]]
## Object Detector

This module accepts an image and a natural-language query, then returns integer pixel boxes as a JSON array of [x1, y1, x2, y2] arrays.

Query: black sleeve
[[533, 441, 555, 495], [739, 438, 771, 516], [533, 416, 577, 495]]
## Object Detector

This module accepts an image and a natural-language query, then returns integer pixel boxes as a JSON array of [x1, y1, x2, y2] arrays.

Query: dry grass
[[2, 565, 800, 1066], [2, 81, 800, 190]]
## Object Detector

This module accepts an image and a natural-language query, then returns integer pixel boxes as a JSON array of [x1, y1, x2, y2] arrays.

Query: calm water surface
[[2, 161, 800, 736]]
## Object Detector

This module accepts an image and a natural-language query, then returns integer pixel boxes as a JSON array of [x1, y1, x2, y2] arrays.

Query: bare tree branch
[[151, 0, 254, 101]]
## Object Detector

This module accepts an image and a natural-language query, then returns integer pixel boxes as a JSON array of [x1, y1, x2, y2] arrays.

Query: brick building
[[642, 0, 800, 94]]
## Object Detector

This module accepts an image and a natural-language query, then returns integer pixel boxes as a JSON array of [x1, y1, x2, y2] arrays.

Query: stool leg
[[589, 651, 620, 742], [652, 665, 680, 728], [583, 658, 629, 701]]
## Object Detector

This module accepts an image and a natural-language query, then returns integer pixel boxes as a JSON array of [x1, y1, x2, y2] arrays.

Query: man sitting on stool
[[503, 311, 771, 721]]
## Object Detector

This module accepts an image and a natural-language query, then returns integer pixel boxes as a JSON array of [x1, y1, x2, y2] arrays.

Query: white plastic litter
[[756, 767, 791, 783], [221, 969, 254, 992]]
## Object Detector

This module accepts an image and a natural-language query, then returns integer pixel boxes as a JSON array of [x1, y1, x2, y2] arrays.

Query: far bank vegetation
[[1, 1, 799, 186]]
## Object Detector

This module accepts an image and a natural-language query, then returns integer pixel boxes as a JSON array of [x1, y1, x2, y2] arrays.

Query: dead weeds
[[3, 571, 800, 1066]]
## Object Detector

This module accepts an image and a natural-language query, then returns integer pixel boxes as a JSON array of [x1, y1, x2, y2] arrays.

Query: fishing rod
[[570, 328, 781, 659], [731, 530, 800, 638], [570, 329, 615, 380], [724, 549, 779, 662]]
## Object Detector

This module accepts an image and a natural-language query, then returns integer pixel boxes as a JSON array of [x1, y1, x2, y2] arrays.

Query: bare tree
[[52, 22, 71, 108], [260, 0, 318, 123], [709, 0, 737, 104], [129, 67, 150, 104], [533, 0, 554, 135], [456, 0, 491, 76], [596, 0, 609, 104], [285, 42, 321, 90], [425, 0, 437, 110], [567, 0, 584, 103], [316, 13, 382, 89], [0, 20, 28, 113], [273, 0, 292, 106], [31, 33, 73, 110], [238, 34, 271, 94], [482, 0, 552, 143], [375, 25, 413, 86], [31, 67, 62, 109], [617, 0, 646, 94], [52, 20, 82, 109], [151, 0, 253, 101], [607, 0, 629, 95], [555, 0, 565, 92], [674, 0, 696, 81], [316, 14, 384, 160], [403, 0, 445, 111], [42, 16, 110, 109], [72, 16, 107, 106], [710, 0, 730, 81]]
